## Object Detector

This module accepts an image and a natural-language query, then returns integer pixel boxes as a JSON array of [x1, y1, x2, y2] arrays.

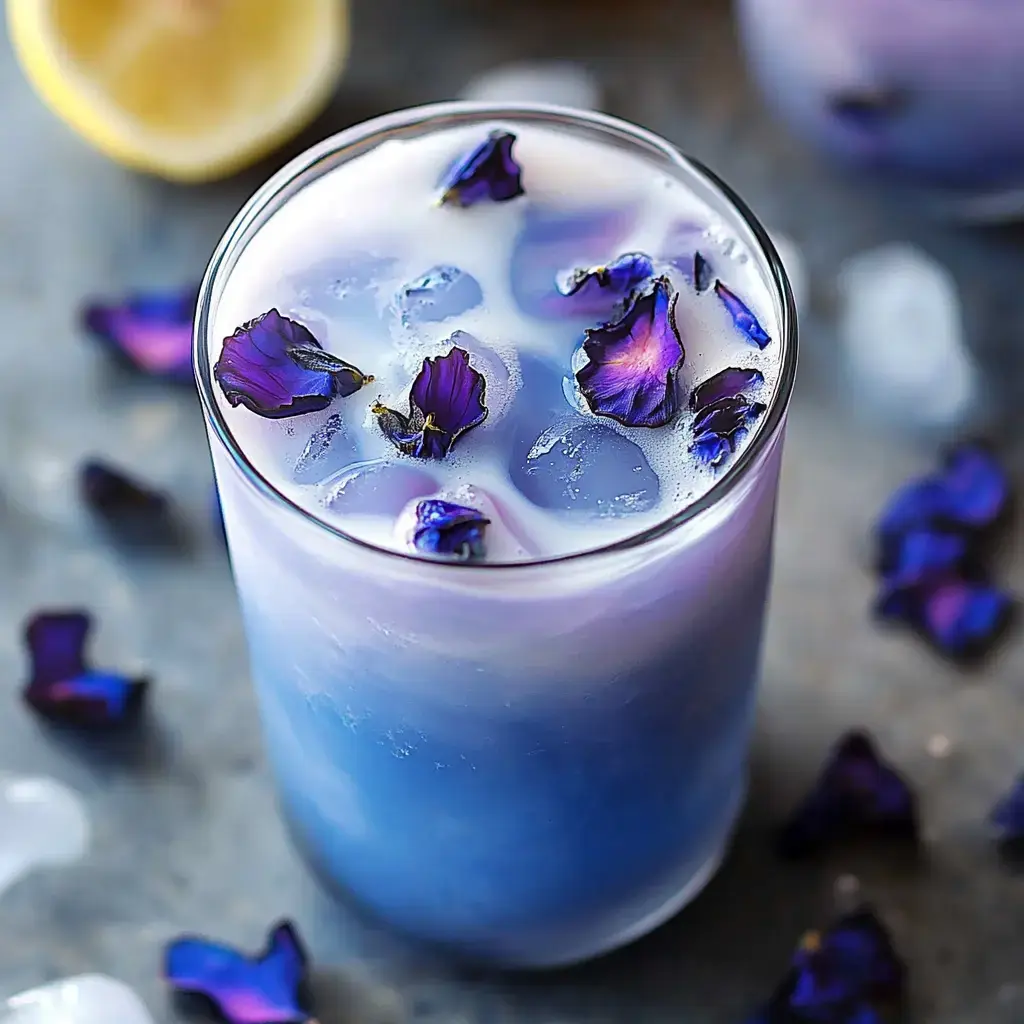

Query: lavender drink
[[196, 104, 797, 966]]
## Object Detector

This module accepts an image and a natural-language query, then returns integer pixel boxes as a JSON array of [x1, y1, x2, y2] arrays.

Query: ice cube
[[1, 975, 155, 1024], [770, 231, 807, 311], [324, 460, 438, 516], [0, 774, 89, 898], [838, 244, 977, 431], [511, 419, 660, 515], [510, 205, 637, 320], [458, 62, 602, 110], [397, 265, 483, 325], [289, 252, 397, 325], [292, 413, 360, 484]]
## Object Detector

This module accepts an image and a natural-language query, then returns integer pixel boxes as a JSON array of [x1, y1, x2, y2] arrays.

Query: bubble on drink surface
[[838, 244, 977, 432], [0, 975, 156, 1024], [288, 251, 399, 326], [509, 204, 638, 320], [0, 774, 89, 899], [323, 460, 438, 517], [292, 413, 360, 484], [397, 265, 483, 325], [510, 419, 660, 516]]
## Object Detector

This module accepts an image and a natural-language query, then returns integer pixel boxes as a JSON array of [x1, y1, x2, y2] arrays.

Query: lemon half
[[7, 0, 349, 182]]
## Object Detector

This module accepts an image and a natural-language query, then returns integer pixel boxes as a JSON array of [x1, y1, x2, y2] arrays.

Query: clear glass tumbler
[[195, 103, 797, 968]]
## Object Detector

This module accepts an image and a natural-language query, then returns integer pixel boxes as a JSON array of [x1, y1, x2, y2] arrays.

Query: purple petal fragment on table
[[877, 529, 971, 587], [412, 499, 490, 560], [22, 611, 148, 728], [715, 280, 772, 348], [689, 367, 764, 412], [374, 346, 487, 459], [575, 276, 685, 428], [214, 309, 372, 419], [440, 130, 524, 206], [747, 907, 907, 1024], [82, 284, 197, 380], [778, 730, 918, 859], [991, 773, 1024, 843], [164, 920, 309, 1024], [557, 251, 654, 309], [79, 459, 176, 544]]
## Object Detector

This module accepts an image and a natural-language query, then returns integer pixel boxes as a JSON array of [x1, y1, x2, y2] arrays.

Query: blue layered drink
[[196, 104, 796, 966]]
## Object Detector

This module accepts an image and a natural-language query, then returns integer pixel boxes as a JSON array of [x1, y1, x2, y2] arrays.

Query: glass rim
[[194, 101, 798, 571]]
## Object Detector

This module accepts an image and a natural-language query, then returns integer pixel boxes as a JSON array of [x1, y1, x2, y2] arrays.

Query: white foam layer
[[211, 122, 782, 559]]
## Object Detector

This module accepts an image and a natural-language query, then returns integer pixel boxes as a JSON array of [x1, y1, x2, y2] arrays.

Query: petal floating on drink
[[689, 367, 764, 413], [164, 920, 310, 1024], [557, 251, 655, 314], [715, 280, 772, 348], [22, 611, 148, 728], [374, 346, 487, 460], [692, 396, 766, 440], [991, 773, 1024, 844], [777, 731, 918, 859], [575, 277, 685, 428], [439, 129, 524, 206], [82, 284, 197, 380], [412, 499, 490, 561], [79, 459, 176, 545], [214, 309, 373, 419], [689, 430, 734, 467], [746, 907, 907, 1024], [692, 251, 714, 293], [875, 577, 1013, 663]]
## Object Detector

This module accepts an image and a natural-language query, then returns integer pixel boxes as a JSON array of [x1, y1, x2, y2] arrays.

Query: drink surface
[[210, 121, 782, 560]]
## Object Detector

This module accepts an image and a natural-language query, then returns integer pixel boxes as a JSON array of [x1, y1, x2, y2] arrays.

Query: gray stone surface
[[1, 1, 1023, 1021]]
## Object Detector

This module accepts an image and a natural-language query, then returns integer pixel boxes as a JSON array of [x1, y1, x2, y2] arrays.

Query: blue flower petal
[[877, 529, 971, 587], [82, 284, 197, 380], [575, 277, 685, 428], [214, 309, 373, 419], [374, 346, 487, 459], [778, 731, 918, 859], [938, 443, 1010, 531], [690, 431, 735, 467], [556, 252, 655, 317], [412, 499, 490, 560], [440, 130, 524, 206], [691, 396, 766, 439], [715, 280, 772, 348], [164, 920, 309, 1024], [689, 367, 764, 413], [22, 611, 148, 728], [79, 459, 175, 544], [991, 774, 1024, 843]]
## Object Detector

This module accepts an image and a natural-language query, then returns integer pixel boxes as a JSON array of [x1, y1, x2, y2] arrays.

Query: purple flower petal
[[79, 459, 176, 545], [374, 346, 487, 459], [164, 920, 309, 1024], [991, 774, 1024, 843], [22, 611, 148, 728], [214, 309, 373, 419], [877, 529, 971, 587], [715, 280, 772, 348], [575, 277, 685, 428], [557, 252, 655, 314], [691, 396, 767, 439], [82, 285, 197, 380], [749, 907, 907, 1024], [689, 430, 735, 467], [693, 251, 714, 293], [440, 130, 524, 207], [778, 731, 918, 859], [689, 367, 764, 413], [412, 499, 490, 560]]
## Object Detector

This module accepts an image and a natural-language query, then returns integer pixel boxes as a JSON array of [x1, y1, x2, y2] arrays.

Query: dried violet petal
[[691, 396, 766, 439], [991, 773, 1024, 844], [164, 920, 310, 1024], [876, 529, 971, 587], [575, 276, 685, 428], [412, 499, 490, 560], [557, 251, 654, 312], [690, 431, 734, 467], [440, 130, 524, 206], [399, 265, 483, 324], [82, 284, 197, 380], [715, 280, 772, 349], [79, 459, 176, 545], [747, 907, 907, 1024], [693, 251, 714, 293], [22, 611, 148, 728], [875, 577, 1013, 662], [689, 367, 764, 412], [214, 309, 373, 419], [373, 346, 487, 459], [778, 731, 918, 859]]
